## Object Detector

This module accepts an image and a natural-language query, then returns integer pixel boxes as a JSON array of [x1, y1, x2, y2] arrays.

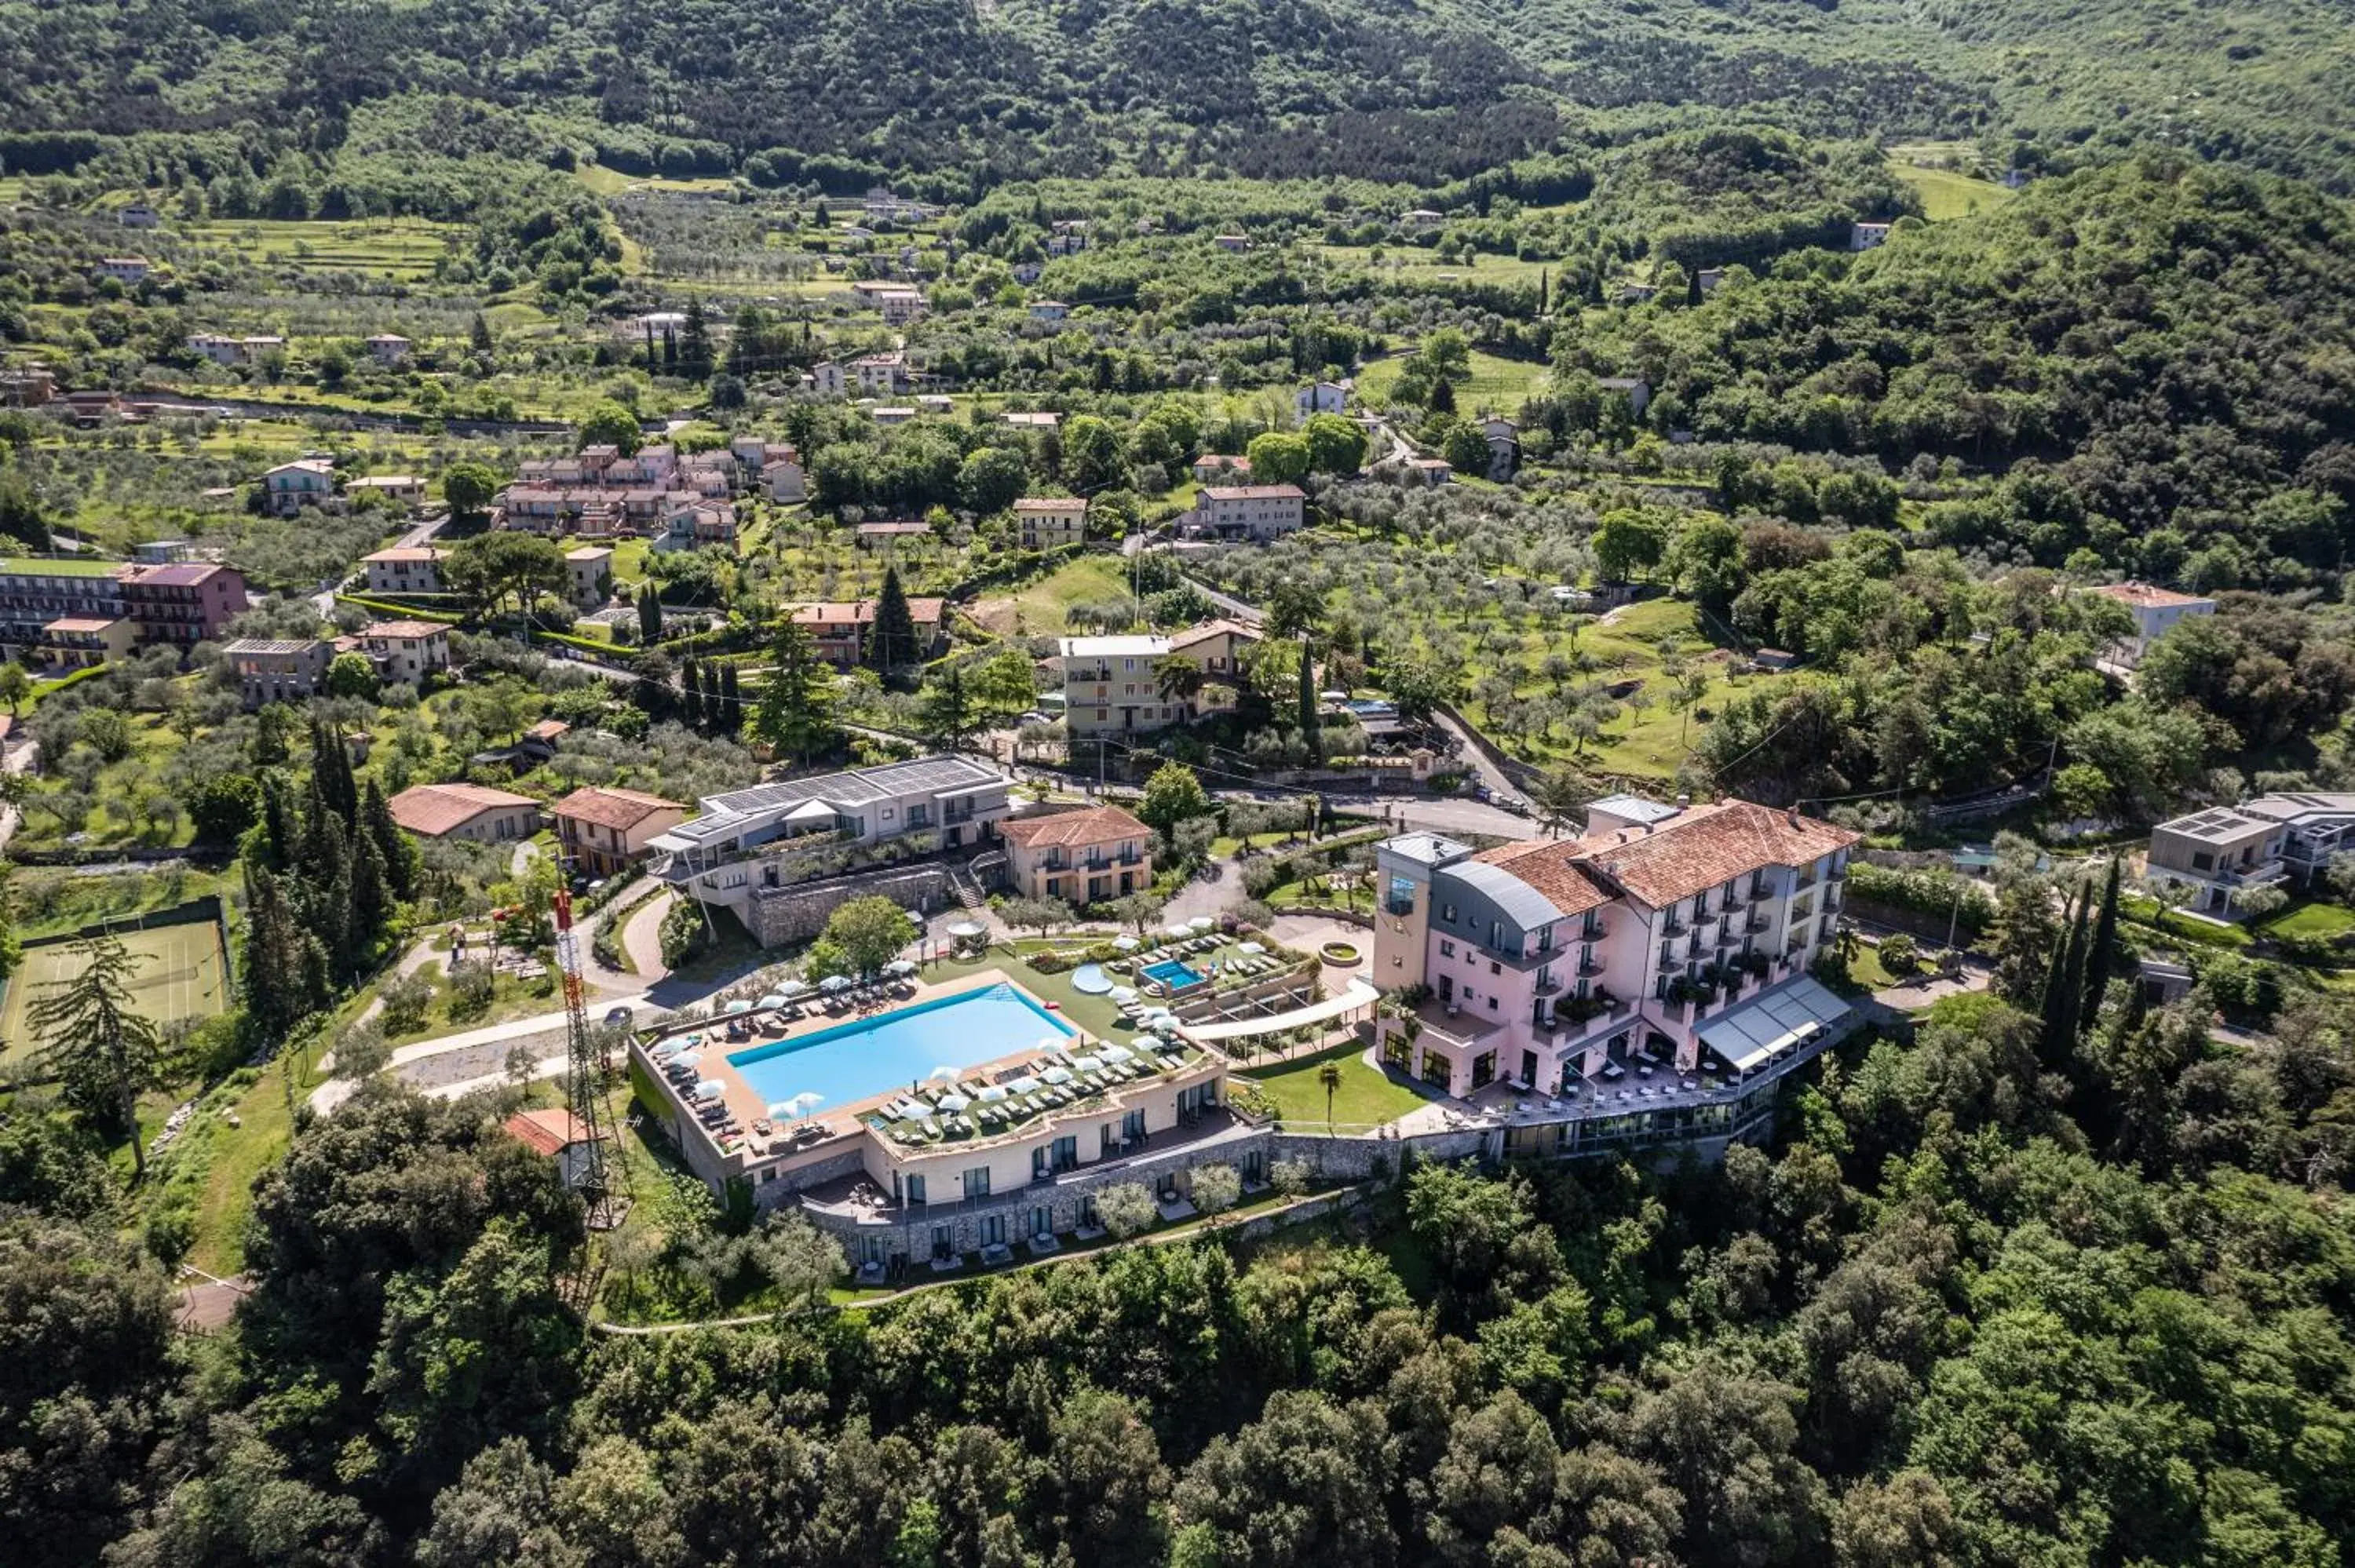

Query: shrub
[[1877, 933, 1919, 973], [1095, 1182, 1157, 1238]]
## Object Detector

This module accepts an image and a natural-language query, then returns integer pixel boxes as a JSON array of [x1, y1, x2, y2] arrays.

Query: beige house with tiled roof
[[386, 782, 539, 843], [1013, 497, 1088, 550], [999, 804, 1156, 906], [553, 786, 688, 876]]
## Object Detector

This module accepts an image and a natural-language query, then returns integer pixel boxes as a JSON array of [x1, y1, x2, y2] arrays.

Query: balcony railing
[[1692, 908, 1718, 928], [1662, 917, 1686, 937], [1386, 898, 1415, 917], [1580, 917, 1608, 941], [1745, 913, 1771, 933], [1578, 953, 1605, 975], [1533, 974, 1563, 996], [1749, 881, 1775, 903]]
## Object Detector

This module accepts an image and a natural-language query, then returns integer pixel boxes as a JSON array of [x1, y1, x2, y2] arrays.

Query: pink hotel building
[[1373, 796, 1861, 1096]]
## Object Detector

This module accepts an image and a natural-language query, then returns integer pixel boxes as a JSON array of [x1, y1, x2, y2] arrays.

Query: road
[[1426, 709, 1523, 807]]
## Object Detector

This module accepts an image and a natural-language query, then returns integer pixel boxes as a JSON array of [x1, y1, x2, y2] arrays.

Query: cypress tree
[[719, 663, 743, 731], [2083, 855, 2123, 1032], [259, 773, 298, 872], [1296, 633, 1319, 748], [679, 655, 701, 730], [242, 866, 309, 1044], [361, 779, 416, 902], [637, 585, 663, 643], [350, 826, 390, 961], [2053, 894, 2092, 1053], [309, 718, 356, 826], [871, 567, 918, 673], [2038, 885, 2078, 1055]]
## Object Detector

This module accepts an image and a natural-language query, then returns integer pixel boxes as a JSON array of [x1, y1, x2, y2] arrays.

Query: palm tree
[[1318, 1060, 1343, 1128]]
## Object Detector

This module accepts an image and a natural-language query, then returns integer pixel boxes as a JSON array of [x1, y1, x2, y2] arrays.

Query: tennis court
[[0, 921, 230, 1072]]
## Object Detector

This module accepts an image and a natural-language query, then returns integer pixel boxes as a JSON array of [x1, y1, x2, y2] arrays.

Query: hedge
[[1844, 862, 1996, 938], [335, 593, 462, 624]]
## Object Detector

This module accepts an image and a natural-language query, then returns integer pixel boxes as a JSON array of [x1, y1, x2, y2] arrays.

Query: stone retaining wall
[[747, 863, 957, 947]]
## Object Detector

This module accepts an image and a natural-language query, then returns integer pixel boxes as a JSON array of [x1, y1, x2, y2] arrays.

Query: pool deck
[[643, 968, 1088, 1170]]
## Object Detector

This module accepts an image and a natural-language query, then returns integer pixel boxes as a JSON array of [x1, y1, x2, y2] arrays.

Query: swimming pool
[[725, 983, 1075, 1112], [1144, 958, 1204, 990]]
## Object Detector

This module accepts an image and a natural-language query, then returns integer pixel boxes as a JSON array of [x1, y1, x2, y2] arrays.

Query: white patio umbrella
[[692, 1078, 725, 1099], [885, 958, 917, 976], [779, 977, 812, 995], [1188, 915, 1214, 931], [1006, 1074, 1041, 1094], [937, 1092, 973, 1113], [755, 993, 793, 1010], [1108, 985, 1140, 1005], [1238, 941, 1266, 955], [1070, 1054, 1104, 1072], [819, 974, 853, 993], [1099, 1043, 1134, 1063], [1112, 934, 1140, 951], [1042, 1066, 1074, 1085], [1037, 1034, 1065, 1053], [783, 1092, 823, 1118], [977, 1085, 1010, 1103], [927, 1064, 962, 1083], [665, 1051, 701, 1071], [724, 999, 754, 1014], [1164, 922, 1193, 937]]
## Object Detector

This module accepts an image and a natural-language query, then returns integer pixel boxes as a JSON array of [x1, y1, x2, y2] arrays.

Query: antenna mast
[[553, 886, 625, 1227]]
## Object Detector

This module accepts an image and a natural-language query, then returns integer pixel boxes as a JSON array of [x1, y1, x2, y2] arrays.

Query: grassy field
[[0, 919, 231, 1070], [1356, 349, 1552, 414], [181, 217, 461, 282], [1450, 596, 1802, 781], [1242, 1041, 1429, 1127], [972, 552, 1139, 636], [1888, 158, 2017, 221], [1316, 244, 1553, 287]]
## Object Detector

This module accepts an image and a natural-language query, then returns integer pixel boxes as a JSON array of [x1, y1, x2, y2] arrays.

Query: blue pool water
[[1144, 958, 1203, 990], [726, 983, 1075, 1111]]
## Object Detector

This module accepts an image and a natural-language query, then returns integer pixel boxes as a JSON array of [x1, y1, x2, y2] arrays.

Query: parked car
[[603, 1005, 634, 1026]]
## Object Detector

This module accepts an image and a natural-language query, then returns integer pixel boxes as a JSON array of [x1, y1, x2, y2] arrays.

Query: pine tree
[[363, 779, 418, 902], [30, 935, 163, 1181], [469, 312, 493, 352], [871, 567, 918, 673], [309, 718, 356, 826], [243, 866, 312, 1045], [2038, 885, 2078, 1056], [2083, 855, 2123, 1032], [755, 619, 838, 764]]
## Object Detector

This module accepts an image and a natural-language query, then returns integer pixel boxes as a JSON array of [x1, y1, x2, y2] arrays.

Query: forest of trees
[[6, 951, 2353, 1566]]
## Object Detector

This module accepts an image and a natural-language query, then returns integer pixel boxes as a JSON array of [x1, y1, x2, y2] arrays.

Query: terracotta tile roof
[[1168, 618, 1261, 651], [387, 782, 537, 837], [1013, 497, 1088, 513], [365, 547, 441, 562], [790, 598, 944, 626], [362, 620, 449, 641], [1000, 804, 1152, 850], [504, 1107, 595, 1157], [2087, 580, 2212, 610], [1470, 840, 1614, 917], [553, 786, 685, 832], [1200, 484, 1306, 501], [526, 719, 570, 742], [1565, 800, 1860, 908]]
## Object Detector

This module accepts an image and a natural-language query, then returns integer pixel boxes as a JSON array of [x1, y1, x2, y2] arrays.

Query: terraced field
[[181, 217, 461, 282]]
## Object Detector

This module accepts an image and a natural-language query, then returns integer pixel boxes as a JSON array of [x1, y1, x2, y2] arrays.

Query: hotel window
[[962, 1167, 990, 1200], [1439, 939, 1455, 958]]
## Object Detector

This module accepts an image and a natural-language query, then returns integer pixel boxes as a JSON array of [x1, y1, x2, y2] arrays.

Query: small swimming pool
[[1070, 963, 1113, 994], [725, 983, 1075, 1112], [1144, 957, 1204, 990]]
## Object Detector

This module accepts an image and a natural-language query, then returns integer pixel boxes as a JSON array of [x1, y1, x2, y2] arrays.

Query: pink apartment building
[[1373, 796, 1860, 1098]]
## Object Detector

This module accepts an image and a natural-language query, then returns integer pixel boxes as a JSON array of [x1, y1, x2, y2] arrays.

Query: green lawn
[[1356, 349, 1552, 414], [2255, 900, 2355, 941], [1888, 155, 2017, 221], [974, 553, 1140, 636], [1242, 1041, 1429, 1129]]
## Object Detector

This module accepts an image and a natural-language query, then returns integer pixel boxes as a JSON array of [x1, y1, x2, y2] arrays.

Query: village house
[[0, 557, 129, 651], [1213, 234, 1250, 253], [1296, 381, 1348, 418], [354, 620, 451, 685], [1002, 410, 1061, 431], [386, 782, 540, 844], [1597, 376, 1652, 418], [875, 290, 926, 326], [222, 637, 334, 709], [565, 546, 614, 608], [1400, 208, 1444, 230], [117, 204, 161, 229], [262, 458, 339, 516], [1187, 483, 1306, 542], [363, 547, 445, 596], [502, 1108, 603, 1191], [999, 804, 1156, 906], [1028, 300, 1070, 322], [93, 257, 151, 286], [365, 333, 412, 365], [1053, 618, 1261, 742], [38, 616, 135, 669], [553, 786, 690, 877], [2083, 580, 2216, 668], [1850, 221, 1893, 251], [1192, 454, 1251, 486], [1013, 497, 1088, 550], [851, 352, 912, 396], [790, 596, 949, 668], [656, 500, 738, 552], [872, 407, 917, 427], [0, 368, 56, 407], [120, 562, 249, 648], [855, 520, 932, 549], [764, 456, 808, 503], [345, 476, 425, 509]]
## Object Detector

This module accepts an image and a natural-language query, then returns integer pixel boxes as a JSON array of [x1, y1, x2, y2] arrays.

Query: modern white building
[[2146, 792, 2355, 913], [2083, 580, 2217, 668]]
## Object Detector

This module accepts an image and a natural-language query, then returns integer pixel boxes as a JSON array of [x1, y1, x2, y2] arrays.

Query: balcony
[[1745, 913, 1772, 933], [1692, 908, 1718, 929], [1749, 881, 1775, 903], [1386, 898, 1415, 917], [1578, 952, 1605, 976], [1661, 917, 1686, 938], [1533, 973, 1564, 996], [1580, 916, 1608, 942]]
